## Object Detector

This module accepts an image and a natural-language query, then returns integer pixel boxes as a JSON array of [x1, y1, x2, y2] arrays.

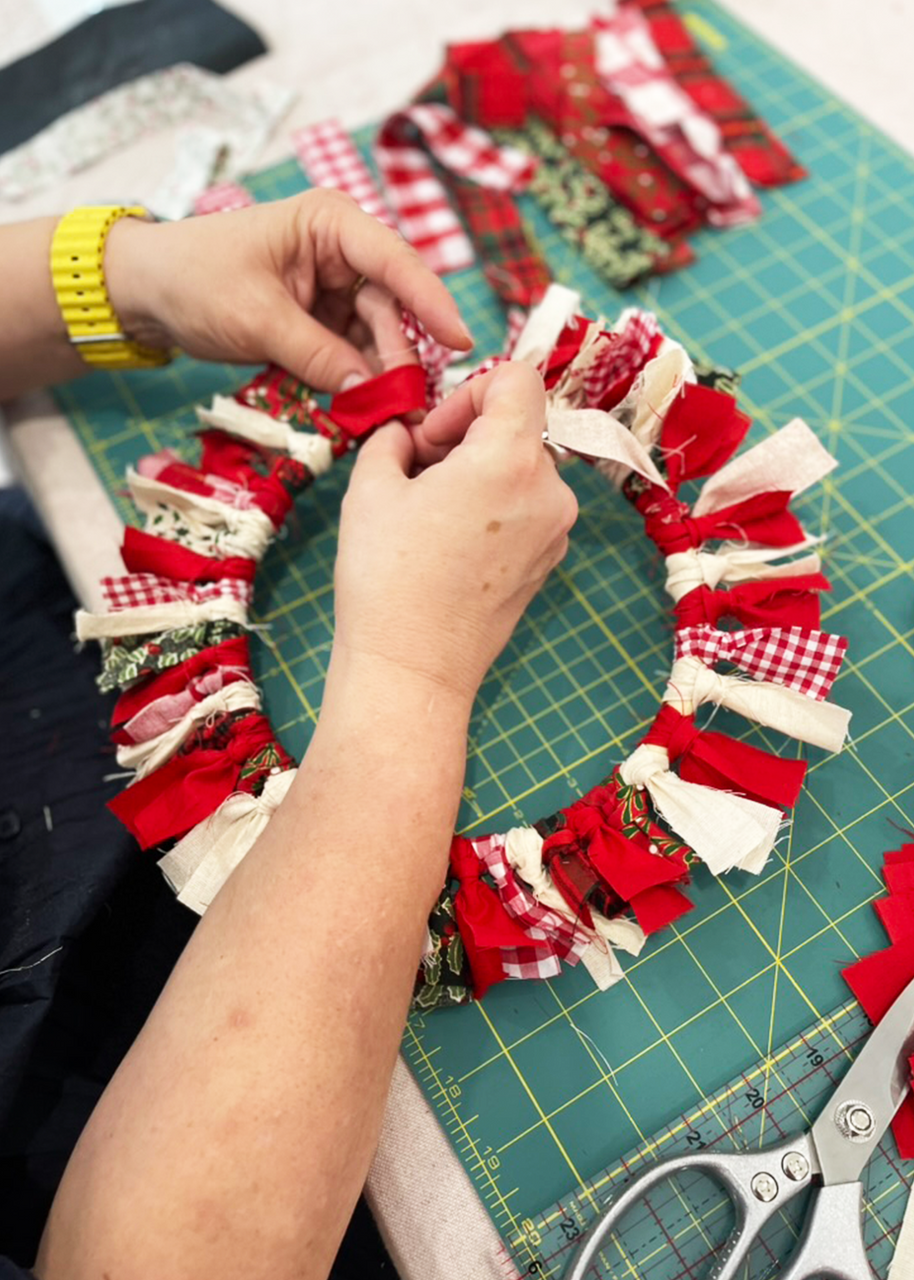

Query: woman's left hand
[[104, 189, 473, 392]]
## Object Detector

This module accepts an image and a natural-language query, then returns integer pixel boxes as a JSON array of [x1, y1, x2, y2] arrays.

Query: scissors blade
[[811, 975, 914, 1186]]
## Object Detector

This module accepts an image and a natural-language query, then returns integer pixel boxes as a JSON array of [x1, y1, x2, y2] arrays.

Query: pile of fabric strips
[[197, 1, 805, 302], [77, 280, 851, 1013]]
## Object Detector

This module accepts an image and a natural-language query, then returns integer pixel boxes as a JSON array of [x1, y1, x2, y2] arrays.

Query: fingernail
[[341, 372, 366, 391], [457, 320, 474, 348]]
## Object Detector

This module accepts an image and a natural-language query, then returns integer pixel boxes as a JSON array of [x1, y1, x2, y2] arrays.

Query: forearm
[[0, 217, 87, 401], [37, 648, 471, 1280]]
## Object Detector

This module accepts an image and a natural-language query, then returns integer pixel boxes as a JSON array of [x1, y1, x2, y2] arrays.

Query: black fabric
[[0, 0, 267, 156], [0, 488, 395, 1277]]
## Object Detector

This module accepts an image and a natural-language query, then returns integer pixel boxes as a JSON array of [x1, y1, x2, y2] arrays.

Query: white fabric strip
[[693, 418, 837, 517], [512, 284, 581, 366], [664, 540, 823, 602], [116, 681, 262, 778], [158, 767, 297, 913], [547, 407, 668, 487], [196, 396, 334, 475], [890, 1182, 914, 1279], [128, 467, 276, 560], [614, 341, 695, 449], [664, 655, 851, 752], [75, 595, 249, 640], [619, 744, 781, 875]]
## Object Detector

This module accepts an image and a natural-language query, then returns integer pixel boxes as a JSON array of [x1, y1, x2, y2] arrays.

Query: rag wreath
[[77, 286, 850, 1012]]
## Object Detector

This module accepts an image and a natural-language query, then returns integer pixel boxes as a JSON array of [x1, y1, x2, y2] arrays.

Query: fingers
[[411, 362, 547, 467], [353, 283, 417, 372], [351, 420, 415, 484], [312, 194, 473, 354], [264, 294, 375, 392]]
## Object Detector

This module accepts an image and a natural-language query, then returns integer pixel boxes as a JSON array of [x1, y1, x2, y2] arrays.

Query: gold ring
[[349, 273, 368, 299]]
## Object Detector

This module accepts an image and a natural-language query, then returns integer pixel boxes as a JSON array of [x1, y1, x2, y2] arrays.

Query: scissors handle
[[564, 1136, 816, 1280], [778, 1182, 874, 1280]]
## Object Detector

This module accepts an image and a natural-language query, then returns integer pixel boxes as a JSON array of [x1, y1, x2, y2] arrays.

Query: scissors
[[565, 975, 914, 1280]]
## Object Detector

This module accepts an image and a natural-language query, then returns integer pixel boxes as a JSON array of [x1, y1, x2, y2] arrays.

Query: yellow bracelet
[[50, 206, 173, 370]]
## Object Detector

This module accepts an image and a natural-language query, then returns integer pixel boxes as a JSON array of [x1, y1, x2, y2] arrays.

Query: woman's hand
[[104, 190, 473, 391], [332, 361, 579, 705]]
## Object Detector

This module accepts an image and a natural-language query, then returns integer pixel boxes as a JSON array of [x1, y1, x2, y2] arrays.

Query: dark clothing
[[0, 488, 393, 1276]]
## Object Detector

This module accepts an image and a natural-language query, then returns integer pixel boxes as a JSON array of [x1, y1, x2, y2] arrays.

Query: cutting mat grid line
[[53, 2, 914, 1273]]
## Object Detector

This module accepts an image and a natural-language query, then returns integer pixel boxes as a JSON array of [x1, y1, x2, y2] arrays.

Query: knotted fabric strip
[[197, 396, 335, 474], [117, 680, 262, 778], [619, 742, 782, 875], [691, 417, 836, 518], [114, 666, 247, 746], [112, 634, 252, 726], [76, 587, 250, 640], [675, 624, 847, 700], [663, 655, 851, 752], [663, 540, 823, 601], [158, 767, 297, 914], [293, 119, 396, 226], [101, 571, 253, 614], [672, 574, 830, 630], [642, 703, 807, 811], [121, 526, 256, 583], [108, 712, 279, 848], [129, 467, 276, 561]]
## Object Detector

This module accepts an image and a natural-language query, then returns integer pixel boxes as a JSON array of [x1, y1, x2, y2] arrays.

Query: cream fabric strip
[[75, 594, 249, 640], [116, 680, 262, 779], [595, 342, 693, 488], [196, 396, 335, 475], [512, 283, 581, 366], [128, 467, 276, 560], [663, 655, 851, 752], [619, 743, 781, 875], [503, 824, 647, 983], [664, 540, 823, 602], [889, 1182, 914, 1279], [692, 418, 837, 517], [546, 407, 668, 487], [158, 767, 297, 913]]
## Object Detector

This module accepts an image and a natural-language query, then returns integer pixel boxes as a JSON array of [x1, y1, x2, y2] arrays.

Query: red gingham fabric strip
[[675, 624, 847, 699], [293, 120, 395, 226], [582, 309, 662, 407], [376, 103, 536, 276], [400, 308, 455, 405], [591, 9, 760, 226], [101, 573, 254, 613], [471, 834, 591, 980], [193, 182, 255, 216]]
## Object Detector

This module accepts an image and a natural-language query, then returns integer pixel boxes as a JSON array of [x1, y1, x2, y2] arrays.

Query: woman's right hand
[[332, 361, 579, 705]]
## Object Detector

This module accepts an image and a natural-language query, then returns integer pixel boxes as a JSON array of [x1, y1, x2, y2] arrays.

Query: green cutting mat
[[55, 0, 914, 1261]]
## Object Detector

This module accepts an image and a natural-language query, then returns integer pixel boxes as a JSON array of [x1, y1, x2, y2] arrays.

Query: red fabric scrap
[[660, 383, 752, 490], [635, 486, 805, 556], [121, 527, 257, 584], [450, 836, 549, 999], [643, 703, 806, 811], [108, 713, 277, 849], [111, 635, 252, 726], [327, 363, 428, 435], [674, 576, 830, 631]]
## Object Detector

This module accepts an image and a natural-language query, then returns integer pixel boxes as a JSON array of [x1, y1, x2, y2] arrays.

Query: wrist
[[104, 215, 172, 349], [322, 642, 475, 735]]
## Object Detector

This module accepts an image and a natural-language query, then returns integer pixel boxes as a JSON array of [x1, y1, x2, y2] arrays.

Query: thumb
[[263, 295, 373, 392], [351, 421, 415, 485]]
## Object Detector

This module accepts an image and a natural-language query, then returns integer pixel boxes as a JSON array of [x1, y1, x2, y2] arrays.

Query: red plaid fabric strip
[[591, 9, 760, 226], [376, 103, 537, 278], [101, 573, 254, 613], [293, 120, 395, 227], [625, 0, 806, 187], [193, 182, 255, 216], [471, 834, 590, 980], [582, 309, 662, 407], [675, 624, 847, 699]]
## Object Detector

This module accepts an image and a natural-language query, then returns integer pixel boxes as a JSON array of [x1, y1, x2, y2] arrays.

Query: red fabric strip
[[673, 575, 830, 630], [661, 383, 752, 489], [643, 703, 807, 810], [634, 486, 804, 556], [108, 713, 276, 848], [121, 527, 257, 584], [111, 635, 252, 726], [328, 363, 429, 435], [629, 883, 694, 934]]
